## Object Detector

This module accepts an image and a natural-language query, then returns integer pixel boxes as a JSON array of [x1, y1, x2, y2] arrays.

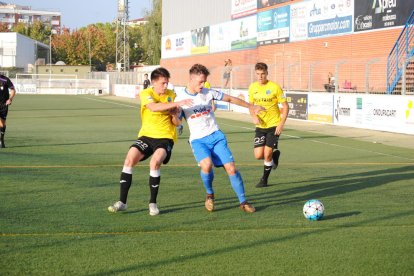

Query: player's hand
[[5, 99, 12, 106], [249, 105, 264, 115], [252, 116, 261, 125], [275, 124, 284, 135]]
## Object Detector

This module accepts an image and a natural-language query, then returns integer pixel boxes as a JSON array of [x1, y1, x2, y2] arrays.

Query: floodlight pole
[[49, 34, 52, 79]]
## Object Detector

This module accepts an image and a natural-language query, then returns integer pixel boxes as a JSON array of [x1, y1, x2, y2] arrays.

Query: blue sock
[[200, 171, 214, 195], [229, 171, 246, 204]]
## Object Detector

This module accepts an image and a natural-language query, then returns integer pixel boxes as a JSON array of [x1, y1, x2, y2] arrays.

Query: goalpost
[[14, 73, 109, 95]]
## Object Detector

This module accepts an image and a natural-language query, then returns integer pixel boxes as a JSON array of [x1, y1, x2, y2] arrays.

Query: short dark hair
[[151, 67, 170, 81], [255, 62, 268, 71], [189, 64, 210, 77]]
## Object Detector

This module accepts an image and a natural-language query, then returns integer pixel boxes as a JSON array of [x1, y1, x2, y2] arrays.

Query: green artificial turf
[[1, 95, 413, 275]]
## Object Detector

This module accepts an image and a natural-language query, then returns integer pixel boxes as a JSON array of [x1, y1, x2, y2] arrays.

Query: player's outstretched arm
[[146, 99, 193, 112], [222, 94, 264, 115]]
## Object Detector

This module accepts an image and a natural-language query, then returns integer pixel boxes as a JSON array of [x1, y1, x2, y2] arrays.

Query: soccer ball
[[303, 199, 325, 221]]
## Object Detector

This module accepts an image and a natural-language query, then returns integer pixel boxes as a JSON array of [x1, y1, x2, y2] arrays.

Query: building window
[[75, 69, 78, 72], [60, 69, 64, 72], [46, 69, 49, 72]]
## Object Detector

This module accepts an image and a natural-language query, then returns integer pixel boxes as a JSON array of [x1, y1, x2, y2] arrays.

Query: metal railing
[[166, 56, 396, 94], [387, 9, 414, 94]]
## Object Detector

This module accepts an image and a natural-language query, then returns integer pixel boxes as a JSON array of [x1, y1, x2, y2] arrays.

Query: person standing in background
[[223, 59, 232, 88], [0, 74, 16, 148], [143, 73, 151, 89]]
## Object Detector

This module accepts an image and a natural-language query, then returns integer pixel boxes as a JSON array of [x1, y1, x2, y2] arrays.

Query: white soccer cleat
[[108, 201, 127, 213], [149, 203, 160, 216]]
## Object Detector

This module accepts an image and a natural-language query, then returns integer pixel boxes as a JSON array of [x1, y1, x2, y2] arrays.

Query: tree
[[129, 25, 145, 66], [141, 0, 162, 65], [13, 21, 51, 44], [51, 23, 117, 68]]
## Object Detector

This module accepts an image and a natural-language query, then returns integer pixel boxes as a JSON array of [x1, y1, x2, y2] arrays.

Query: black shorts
[[254, 127, 279, 148], [130, 136, 174, 164], [0, 104, 8, 120]]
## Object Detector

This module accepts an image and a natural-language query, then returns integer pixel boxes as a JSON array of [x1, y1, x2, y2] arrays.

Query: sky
[[7, 0, 153, 29]]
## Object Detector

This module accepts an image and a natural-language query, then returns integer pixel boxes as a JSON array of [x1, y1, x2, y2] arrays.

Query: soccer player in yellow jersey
[[108, 67, 193, 215], [248, 62, 289, 188]]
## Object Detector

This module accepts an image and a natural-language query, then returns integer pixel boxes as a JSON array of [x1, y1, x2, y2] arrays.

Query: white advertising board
[[114, 84, 140, 98], [308, 93, 334, 123], [161, 31, 191, 59], [231, 0, 257, 19], [334, 94, 414, 135], [229, 89, 249, 114]]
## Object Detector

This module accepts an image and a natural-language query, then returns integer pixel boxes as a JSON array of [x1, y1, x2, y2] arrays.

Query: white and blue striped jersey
[[175, 87, 224, 142]]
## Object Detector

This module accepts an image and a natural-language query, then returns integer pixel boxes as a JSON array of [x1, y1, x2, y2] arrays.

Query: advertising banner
[[257, 5, 290, 45], [210, 21, 233, 53], [232, 0, 257, 19], [290, 1, 308, 42], [332, 94, 414, 134], [286, 92, 308, 120], [257, 0, 290, 10], [191, 27, 210, 55], [161, 31, 191, 59], [354, 0, 414, 32], [229, 89, 249, 114], [307, 0, 354, 38], [308, 93, 334, 123], [231, 15, 257, 50], [333, 94, 356, 126]]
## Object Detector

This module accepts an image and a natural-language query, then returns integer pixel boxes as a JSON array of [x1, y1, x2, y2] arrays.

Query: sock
[[0, 126, 5, 140], [200, 171, 214, 195], [149, 176, 160, 203], [262, 160, 273, 181], [273, 135, 279, 149], [229, 171, 246, 204], [119, 172, 132, 204]]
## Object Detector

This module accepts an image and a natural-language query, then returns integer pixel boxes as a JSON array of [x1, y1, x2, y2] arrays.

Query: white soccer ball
[[303, 199, 325, 221]]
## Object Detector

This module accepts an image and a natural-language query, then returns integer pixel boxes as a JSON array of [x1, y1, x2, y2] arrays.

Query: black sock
[[149, 176, 160, 204], [0, 126, 5, 137], [119, 172, 132, 204], [262, 165, 272, 181]]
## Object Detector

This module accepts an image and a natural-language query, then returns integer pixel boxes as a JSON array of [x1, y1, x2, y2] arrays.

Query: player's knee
[[225, 165, 237, 175]]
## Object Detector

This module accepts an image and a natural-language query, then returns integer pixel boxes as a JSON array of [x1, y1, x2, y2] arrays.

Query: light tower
[[116, 0, 130, 71]]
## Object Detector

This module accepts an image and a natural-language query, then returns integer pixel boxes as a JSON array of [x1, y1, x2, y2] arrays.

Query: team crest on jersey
[[266, 90, 271, 94], [167, 97, 172, 102]]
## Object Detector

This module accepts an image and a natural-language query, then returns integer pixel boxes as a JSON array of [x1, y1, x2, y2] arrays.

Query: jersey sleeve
[[6, 77, 14, 89], [211, 89, 224, 101], [275, 85, 287, 103], [140, 89, 155, 106]]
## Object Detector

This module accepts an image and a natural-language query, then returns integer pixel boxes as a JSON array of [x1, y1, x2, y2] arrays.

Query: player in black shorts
[[0, 74, 16, 148], [107, 67, 192, 216], [248, 63, 289, 188]]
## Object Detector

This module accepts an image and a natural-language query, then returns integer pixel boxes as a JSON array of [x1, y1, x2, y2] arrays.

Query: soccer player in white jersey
[[175, 64, 264, 213]]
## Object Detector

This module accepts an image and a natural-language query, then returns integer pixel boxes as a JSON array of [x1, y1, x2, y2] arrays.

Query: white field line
[[84, 96, 138, 109], [220, 123, 414, 162], [82, 98, 413, 162]]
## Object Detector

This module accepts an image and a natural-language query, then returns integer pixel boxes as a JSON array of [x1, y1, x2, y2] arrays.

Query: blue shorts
[[190, 130, 234, 167]]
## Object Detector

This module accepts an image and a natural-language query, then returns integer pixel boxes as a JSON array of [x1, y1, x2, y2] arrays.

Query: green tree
[[129, 25, 145, 66], [141, 0, 162, 65], [52, 23, 117, 69], [13, 21, 51, 44]]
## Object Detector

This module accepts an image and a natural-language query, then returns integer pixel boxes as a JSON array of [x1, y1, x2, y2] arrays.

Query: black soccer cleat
[[272, 149, 280, 170], [0, 139, 5, 148], [256, 178, 268, 188]]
